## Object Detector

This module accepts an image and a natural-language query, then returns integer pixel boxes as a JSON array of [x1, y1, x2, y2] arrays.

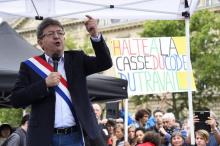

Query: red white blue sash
[[24, 56, 75, 116]]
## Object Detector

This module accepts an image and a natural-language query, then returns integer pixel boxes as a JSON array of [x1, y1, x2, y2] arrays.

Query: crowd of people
[[93, 103, 220, 146], [2, 15, 219, 146]]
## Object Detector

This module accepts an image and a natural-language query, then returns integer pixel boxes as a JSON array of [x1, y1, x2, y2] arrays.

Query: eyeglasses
[[41, 30, 65, 38]]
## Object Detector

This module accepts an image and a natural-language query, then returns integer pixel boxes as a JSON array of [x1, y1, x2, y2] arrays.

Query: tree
[[135, 10, 220, 119], [80, 37, 94, 54], [64, 33, 94, 54], [190, 10, 220, 105], [0, 108, 23, 127], [140, 20, 185, 37], [64, 33, 77, 50]]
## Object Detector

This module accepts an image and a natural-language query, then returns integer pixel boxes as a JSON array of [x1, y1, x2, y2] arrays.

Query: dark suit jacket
[[10, 36, 112, 146]]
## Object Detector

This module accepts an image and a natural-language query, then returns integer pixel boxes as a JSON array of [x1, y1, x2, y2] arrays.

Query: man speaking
[[10, 16, 112, 146]]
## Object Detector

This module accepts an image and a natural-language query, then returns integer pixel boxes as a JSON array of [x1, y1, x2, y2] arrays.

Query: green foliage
[[134, 10, 220, 118], [190, 10, 219, 61], [64, 33, 94, 54], [0, 108, 23, 127], [140, 20, 185, 37], [64, 33, 77, 50], [190, 10, 220, 91], [81, 37, 94, 54]]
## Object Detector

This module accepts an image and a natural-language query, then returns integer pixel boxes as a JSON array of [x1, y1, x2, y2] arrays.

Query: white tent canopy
[[0, 0, 199, 144], [0, 0, 198, 20]]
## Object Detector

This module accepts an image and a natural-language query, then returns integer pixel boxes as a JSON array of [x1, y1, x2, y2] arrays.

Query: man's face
[[154, 112, 163, 123], [140, 114, 149, 124], [92, 104, 102, 119], [163, 118, 175, 129], [38, 25, 65, 57]]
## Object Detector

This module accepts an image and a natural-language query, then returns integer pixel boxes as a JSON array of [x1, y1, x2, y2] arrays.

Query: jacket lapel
[[64, 53, 74, 92]]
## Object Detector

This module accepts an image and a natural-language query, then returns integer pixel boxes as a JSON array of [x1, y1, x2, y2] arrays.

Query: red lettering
[[122, 40, 130, 55], [112, 40, 121, 56]]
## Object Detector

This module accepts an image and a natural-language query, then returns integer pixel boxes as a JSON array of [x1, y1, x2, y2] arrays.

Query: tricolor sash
[[24, 56, 76, 117]]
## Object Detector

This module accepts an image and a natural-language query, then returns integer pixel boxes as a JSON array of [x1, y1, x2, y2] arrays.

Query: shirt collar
[[44, 53, 64, 63]]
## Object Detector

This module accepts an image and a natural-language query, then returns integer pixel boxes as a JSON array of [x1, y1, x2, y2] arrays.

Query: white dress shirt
[[45, 54, 75, 128]]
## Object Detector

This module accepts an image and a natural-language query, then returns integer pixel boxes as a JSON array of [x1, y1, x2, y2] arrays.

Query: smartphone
[[194, 111, 211, 132]]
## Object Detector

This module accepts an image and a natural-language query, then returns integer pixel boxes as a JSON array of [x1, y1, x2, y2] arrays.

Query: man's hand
[[84, 15, 99, 37], [159, 127, 168, 135], [45, 72, 61, 87]]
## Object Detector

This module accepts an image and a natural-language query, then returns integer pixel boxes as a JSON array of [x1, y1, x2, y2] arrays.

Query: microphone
[[52, 54, 61, 72]]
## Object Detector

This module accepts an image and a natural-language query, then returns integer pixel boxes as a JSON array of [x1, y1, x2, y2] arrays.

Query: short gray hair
[[36, 18, 63, 39], [162, 113, 175, 120]]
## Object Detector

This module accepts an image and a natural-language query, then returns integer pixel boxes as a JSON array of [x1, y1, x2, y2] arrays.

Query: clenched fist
[[45, 72, 61, 87]]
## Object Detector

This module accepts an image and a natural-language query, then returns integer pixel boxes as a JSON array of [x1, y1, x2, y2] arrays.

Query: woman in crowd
[[171, 131, 186, 146], [106, 120, 116, 146], [128, 125, 136, 146], [135, 127, 146, 146], [112, 123, 124, 146]]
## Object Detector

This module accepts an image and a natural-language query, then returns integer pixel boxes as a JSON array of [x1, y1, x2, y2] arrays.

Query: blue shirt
[[207, 133, 219, 146]]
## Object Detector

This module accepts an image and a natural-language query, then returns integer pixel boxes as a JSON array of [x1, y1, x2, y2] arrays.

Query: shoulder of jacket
[[14, 128, 25, 135], [10, 132, 20, 138], [65, 50, 83, 53], [64, 50, 85, 56], [2, 132, 20, 146]]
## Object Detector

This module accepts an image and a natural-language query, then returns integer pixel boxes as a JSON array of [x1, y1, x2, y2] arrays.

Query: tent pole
[[185, 18, 195, 145], [124, 98, 128, 141]]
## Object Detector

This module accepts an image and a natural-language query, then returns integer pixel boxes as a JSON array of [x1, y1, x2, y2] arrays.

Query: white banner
[[111, 37, 196, 96]]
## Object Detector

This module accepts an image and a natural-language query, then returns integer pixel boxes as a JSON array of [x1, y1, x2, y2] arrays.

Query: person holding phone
[[194, 111, 220, 146], [194, 111, 211, 132]]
